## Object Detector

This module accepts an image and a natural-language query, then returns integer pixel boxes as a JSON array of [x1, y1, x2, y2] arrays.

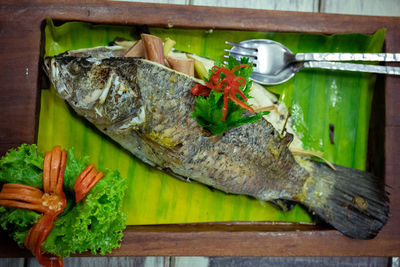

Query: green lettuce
[[0, 144, 127, 257], [0, 144, 43, 188], [0, 207, 41, 248]]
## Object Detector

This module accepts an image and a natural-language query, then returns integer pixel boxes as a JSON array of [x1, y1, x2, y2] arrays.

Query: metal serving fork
[[225, 40, 400, 85]]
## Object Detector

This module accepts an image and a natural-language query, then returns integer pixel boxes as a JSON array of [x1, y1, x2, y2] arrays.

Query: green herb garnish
[[191, 56, 269, 135]]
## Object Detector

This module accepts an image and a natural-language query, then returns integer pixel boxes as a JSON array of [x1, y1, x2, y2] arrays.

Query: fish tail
[[303, 161, 389, 239]]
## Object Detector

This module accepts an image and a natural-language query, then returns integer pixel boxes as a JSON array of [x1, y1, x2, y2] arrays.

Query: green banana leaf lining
[[38, 19, 385, 225]]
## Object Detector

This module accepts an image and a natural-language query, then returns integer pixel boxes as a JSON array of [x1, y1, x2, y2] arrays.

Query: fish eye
[[69, 61, 80, 75]]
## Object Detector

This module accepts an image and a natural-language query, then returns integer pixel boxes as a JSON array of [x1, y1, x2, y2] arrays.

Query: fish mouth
[[43, 57, 71, 97], [42, 57, 51, 78], [43, 57, 59, 85]]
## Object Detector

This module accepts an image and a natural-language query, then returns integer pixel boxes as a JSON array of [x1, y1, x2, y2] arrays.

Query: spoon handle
[[303, 61, 400, 75], [295, 53, 400, 62]]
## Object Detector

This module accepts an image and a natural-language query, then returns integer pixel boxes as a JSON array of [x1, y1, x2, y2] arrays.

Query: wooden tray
[[0, 0, 399, 257]]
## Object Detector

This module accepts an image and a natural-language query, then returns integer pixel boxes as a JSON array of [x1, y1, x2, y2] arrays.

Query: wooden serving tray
[[0, 0, 399, 257]]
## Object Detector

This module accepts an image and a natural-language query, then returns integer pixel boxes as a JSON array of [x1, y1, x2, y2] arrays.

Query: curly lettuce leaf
[[0, 144, 44, 188], [42, 170, 127, 257], [0, 144, 127, 257], [0, 207, 41, 247]]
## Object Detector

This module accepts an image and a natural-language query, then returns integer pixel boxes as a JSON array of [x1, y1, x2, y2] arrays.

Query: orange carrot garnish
[[56, 150, 66, 196], [0, 183, 47, 213], [25, 213, 63, 267], [42, 151, 51, 193], [23, 146, 68, 267], [0, 146, 67, 267], [49, 146, 61, 194], [0, 145, 103, 267], [73, 164, 103, 203]]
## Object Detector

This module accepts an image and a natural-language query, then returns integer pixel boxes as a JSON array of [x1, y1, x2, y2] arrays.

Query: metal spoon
[[226, 39, 400, 85]]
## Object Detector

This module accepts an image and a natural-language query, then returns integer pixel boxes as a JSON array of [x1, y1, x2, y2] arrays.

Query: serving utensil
[[225, 39, 400, 85]]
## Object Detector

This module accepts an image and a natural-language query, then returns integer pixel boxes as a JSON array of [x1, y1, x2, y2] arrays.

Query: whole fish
[[44, 49, 389, 239]]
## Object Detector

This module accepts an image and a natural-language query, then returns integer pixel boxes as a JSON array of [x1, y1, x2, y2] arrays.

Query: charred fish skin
[[44, 53, 389, 239], [45, 56, 308, 200]]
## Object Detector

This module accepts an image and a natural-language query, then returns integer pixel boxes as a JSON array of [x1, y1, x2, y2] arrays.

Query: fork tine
[[225, 41, 258, 51], [224, 54, 256, 62], [225, 41, 240, 46], [225, 49, 258, 58]]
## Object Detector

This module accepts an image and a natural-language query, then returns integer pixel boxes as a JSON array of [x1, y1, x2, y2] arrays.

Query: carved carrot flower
[[0, 146, 105, 267]]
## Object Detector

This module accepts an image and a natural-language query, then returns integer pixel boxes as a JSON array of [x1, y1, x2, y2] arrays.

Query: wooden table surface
[[1, 0, 399, 266]]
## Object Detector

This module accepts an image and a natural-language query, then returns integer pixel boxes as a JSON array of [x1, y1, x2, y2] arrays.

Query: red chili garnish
[[191, 64, 254, 121], [191, 84, 211, 97]]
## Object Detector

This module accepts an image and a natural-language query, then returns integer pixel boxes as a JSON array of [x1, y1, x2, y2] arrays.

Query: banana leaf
[[39, 19, 385, 225]]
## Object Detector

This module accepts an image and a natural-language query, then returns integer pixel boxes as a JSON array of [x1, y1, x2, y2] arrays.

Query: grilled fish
[[44, 49, 389, 239]]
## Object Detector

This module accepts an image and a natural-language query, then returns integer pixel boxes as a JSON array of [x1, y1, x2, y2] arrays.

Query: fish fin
[[269, 199, 297, 212], [304, 161, 389, 239]]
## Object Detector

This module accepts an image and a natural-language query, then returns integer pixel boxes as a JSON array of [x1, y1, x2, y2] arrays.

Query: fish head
[[44, 56, 111, 105], [44, 56, 146, 127], [44, 56, 107, 103]]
